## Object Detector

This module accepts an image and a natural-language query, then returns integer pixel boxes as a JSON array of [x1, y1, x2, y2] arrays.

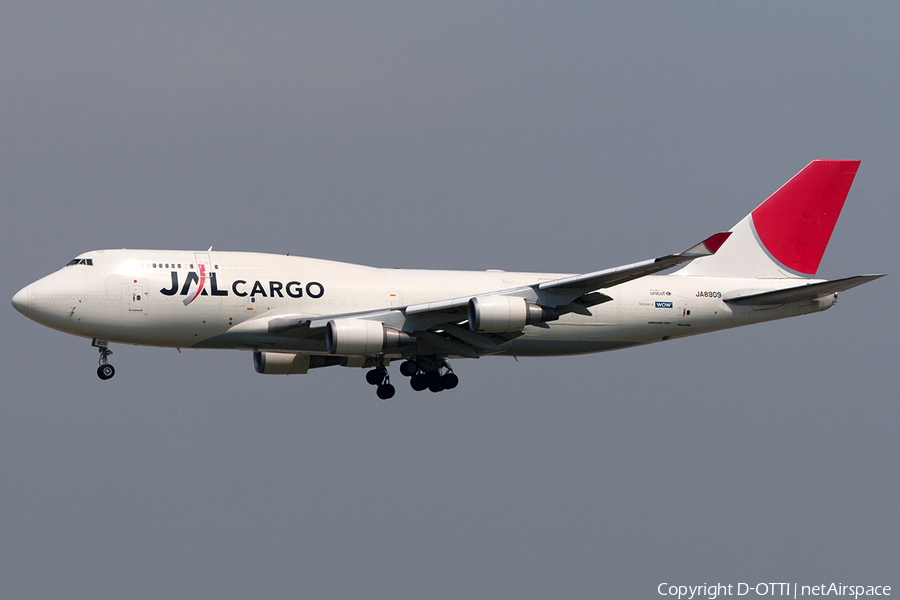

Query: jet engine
[[467, 296, 559, 333], [325, 319, 414, 355], [253, 350, 311, 374]]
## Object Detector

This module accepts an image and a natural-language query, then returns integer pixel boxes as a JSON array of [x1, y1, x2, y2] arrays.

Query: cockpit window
[[65, 258, 93, 267]]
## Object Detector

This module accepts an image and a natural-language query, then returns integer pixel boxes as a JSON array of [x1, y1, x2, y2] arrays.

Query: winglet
[[680, 232, 732, 257]]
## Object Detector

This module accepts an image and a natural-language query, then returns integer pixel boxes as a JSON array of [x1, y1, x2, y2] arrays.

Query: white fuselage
[[14, 249, 833, 358]]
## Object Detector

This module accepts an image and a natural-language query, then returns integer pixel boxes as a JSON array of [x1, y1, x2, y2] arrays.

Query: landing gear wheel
[[410, 374, 428, 391], [405, 357, 460, 393], [399, 360, 418, 377], [366, 369, 384, 385], [441, 373, 459, 389], [97, 364, 115, 380], [95, 342, 115, 380], [376, 384, 395, 399]]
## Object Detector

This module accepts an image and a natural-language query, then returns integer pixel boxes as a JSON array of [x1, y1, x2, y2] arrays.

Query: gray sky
[[2, 2, 898, 598]]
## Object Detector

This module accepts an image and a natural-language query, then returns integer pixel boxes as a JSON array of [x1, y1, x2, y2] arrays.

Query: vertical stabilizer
[[677, 160, 860, 279]]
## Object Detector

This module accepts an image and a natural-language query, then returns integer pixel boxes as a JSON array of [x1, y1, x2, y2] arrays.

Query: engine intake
[[468, 296, 559, 333], [325, 319, 414, 355], [254, 351, 311, 374]]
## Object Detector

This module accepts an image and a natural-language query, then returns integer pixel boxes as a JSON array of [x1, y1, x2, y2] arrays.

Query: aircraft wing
[[406, 231, 732, 317], [238, 232, 733, 356], [534, 231, 732, 306], [724, 274, 885, 306]]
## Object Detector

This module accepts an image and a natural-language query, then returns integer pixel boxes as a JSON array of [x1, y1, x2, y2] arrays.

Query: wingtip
[[681, 232, 732, 257], [702, 231, 732, 254]]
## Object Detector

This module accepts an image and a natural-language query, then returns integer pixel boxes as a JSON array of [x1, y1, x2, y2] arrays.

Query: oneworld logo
[[655, 301, 673, 309], [160, 270, 325, 306]]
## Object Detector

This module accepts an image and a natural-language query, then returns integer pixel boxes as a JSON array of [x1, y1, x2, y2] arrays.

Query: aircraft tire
[[399, 360, 418, 377], [376, 384, 395, 399], [365, 369, 383, 385], [427, 381, 444, 393], [97, 364, 115, 380], [410, 374, 428, 391], [441, 373, 459, 389]]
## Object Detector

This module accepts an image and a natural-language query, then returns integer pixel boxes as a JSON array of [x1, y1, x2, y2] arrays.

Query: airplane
[[12, 160, 884, 398]]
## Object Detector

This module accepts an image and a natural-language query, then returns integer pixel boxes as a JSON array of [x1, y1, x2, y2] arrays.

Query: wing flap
[[416, 331, 481, 359]]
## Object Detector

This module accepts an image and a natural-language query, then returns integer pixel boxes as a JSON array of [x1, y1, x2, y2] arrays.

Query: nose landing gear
[[93, 339, 115, 380]]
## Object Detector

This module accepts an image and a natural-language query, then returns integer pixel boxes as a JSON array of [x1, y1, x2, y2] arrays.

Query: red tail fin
[[750, 160, 860, 275]]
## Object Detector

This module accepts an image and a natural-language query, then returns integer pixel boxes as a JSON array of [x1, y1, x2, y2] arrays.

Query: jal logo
[[655, 301, 673, 309], [160, 270, 324, 306]]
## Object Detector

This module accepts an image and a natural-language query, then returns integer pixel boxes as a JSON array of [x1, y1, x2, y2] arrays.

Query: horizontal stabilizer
[[724, 274, 885, 306]]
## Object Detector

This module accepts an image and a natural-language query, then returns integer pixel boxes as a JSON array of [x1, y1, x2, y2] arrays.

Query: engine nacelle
[[468, 296, 559, 333], [325, 319, 414, 355], [253, 350, 311, 374]]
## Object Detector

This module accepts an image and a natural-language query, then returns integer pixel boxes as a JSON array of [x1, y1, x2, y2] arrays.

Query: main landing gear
[[400, 358, 458, 394], [364, 360, 395, 399], [94, 340, 115, 380], [363, 356, 459, 397]]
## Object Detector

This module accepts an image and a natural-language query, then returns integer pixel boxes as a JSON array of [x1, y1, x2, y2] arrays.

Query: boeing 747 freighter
[[12, 160, 884, 397]]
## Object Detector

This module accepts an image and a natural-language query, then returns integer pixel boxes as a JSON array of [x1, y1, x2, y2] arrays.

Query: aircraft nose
[[12, 286, 29, 316]]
